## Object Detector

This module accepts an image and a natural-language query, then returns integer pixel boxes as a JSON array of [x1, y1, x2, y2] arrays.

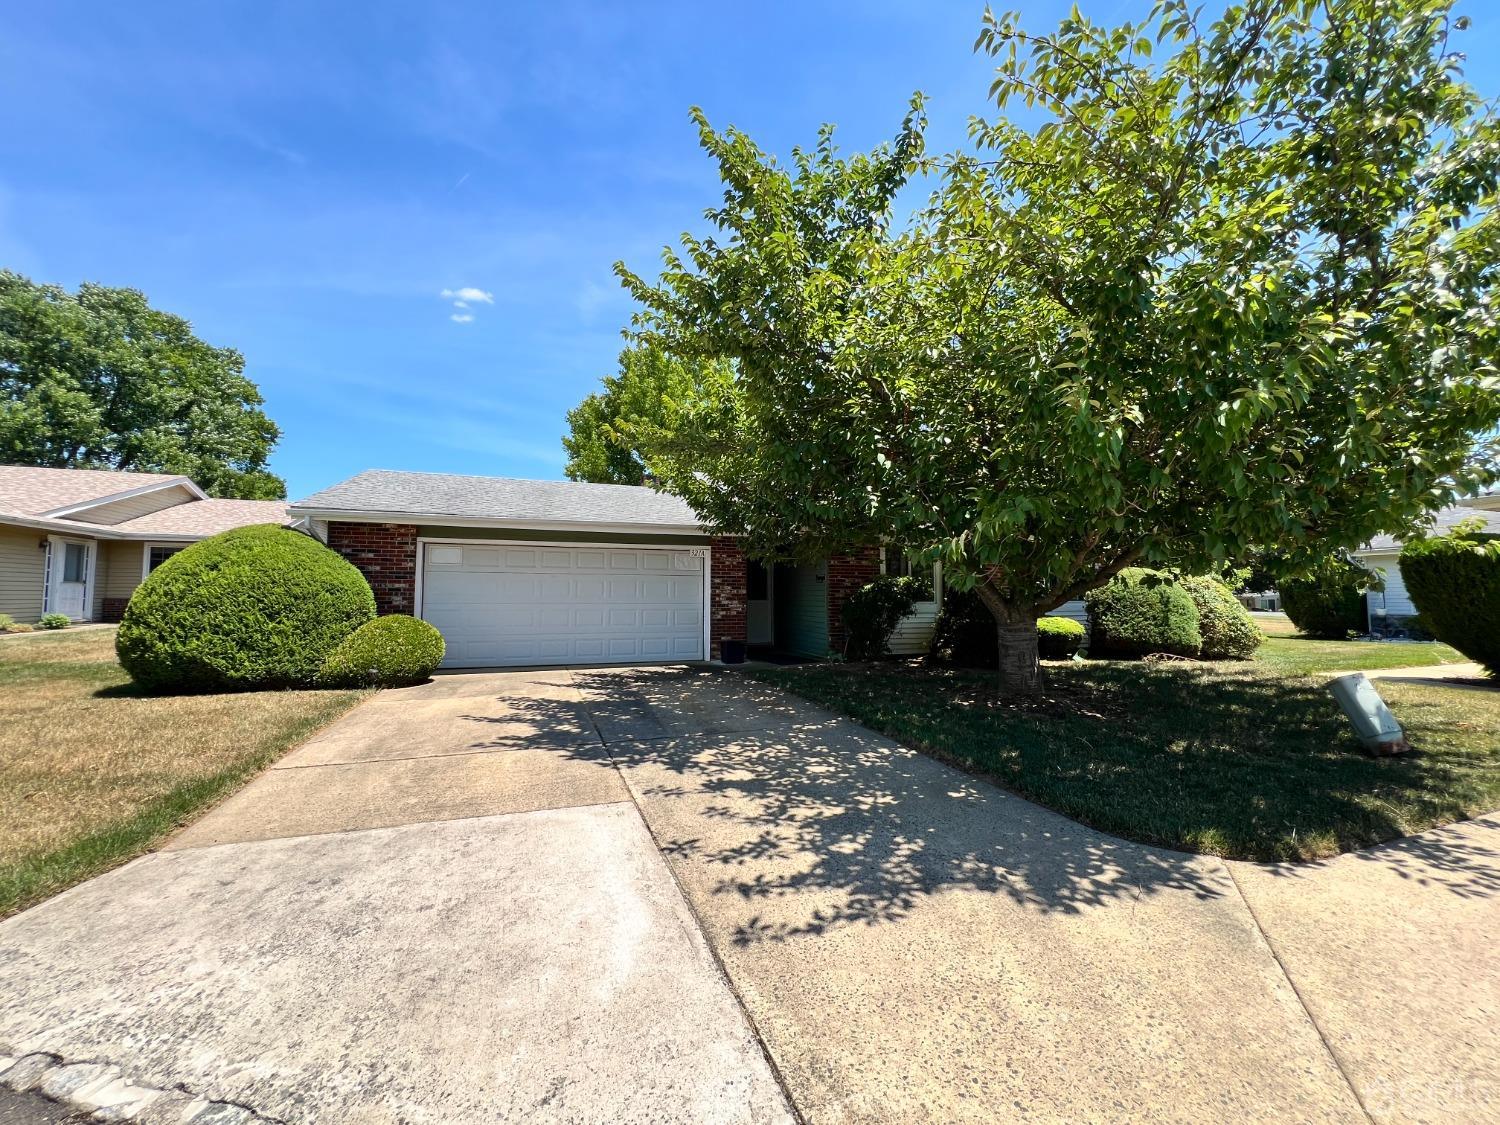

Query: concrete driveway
[[1, 665, 1495, 1123]]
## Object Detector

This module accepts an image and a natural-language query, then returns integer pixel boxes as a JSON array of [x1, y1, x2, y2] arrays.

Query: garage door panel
[[423, 543, 705, 668]]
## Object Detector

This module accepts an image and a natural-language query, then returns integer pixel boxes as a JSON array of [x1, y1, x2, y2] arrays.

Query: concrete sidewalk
[[0, 669, 793, 1124]]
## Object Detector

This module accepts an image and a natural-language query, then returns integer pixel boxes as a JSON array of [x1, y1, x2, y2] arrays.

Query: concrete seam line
[[164, 800, 638, 852], [270, 740, 607, 770], [574, 672, 806, 1125], [1222, 860, 1377, 1125]]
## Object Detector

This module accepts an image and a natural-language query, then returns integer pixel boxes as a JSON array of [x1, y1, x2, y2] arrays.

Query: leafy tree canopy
[[563, 344, 732, 485], [0, 272, 285, 498], [618, 0, 1500, 692]]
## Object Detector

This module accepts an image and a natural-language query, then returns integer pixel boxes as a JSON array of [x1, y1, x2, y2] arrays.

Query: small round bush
[[1179, 575, 1262, 659], [1084, 568, 1202, 659], [1280, 559, 1368, 638], [928, 587, 995, 667], [319, 615, 446, 687], [1037, 615, 1085, 659], [842, 575, 923, 660], [38, 612, 70, 630], [1401, 522, 1500, 676], [117, 525, 376, 692]]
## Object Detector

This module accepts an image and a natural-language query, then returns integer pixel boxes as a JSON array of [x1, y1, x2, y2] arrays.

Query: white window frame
[[879, 547, 943, 608], [140, 542, 187, 580], [415, 537, 713, 664]]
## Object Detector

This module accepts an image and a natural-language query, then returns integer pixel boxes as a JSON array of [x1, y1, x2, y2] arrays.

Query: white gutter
[[39, 476, 207, 519]]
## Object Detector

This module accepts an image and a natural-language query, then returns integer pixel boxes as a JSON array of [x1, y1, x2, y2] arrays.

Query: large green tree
[[619, 0, 1500, 693], [0, 272, 285, 499], [563, 344, 731, 485]]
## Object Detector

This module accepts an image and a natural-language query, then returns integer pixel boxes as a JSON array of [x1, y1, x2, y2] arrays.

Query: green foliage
[[563, 344, 733, 485], [1085, 569, 1202, 659], [1037, 615, 1085, 659], [617, 0, 1500, 693], [0, 614, 12, 631], [116, 525, 375, 692], [928, 588, 996, 667], [1280, 558, 1372, 639], [37, 613, 70, 630], [841, 575, 923, 660], [0, 272, 285, 499], [1401, 519, 1500, 676], [319, 615, 446, 687], [1180, 576, 1262, 659]]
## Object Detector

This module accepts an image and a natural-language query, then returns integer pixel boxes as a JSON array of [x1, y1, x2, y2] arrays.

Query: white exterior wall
[[1358, 551, 1416, 626]]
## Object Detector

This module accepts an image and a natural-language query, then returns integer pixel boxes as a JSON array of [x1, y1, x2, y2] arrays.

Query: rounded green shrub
[[38, 613, 70, 630], [1280, 558, 1368, 638], [1037, 615, 1085, 659], [928, 587, 995, 667], [1084, 568, 1202, 659], [842, 575, 923, 660], [1400, 522, 1500, 676], [1179, 575, 1262, 659], [319, 614, 446, 687], [117, 524, 376, 692]]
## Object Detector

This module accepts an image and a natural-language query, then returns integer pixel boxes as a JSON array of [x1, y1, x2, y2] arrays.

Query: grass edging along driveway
[[748, 655, 1500, 863], [1, 629, 369, 919]]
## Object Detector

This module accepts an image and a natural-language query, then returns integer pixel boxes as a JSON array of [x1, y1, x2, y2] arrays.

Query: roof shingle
[[291, 469, 701, 528], [1361, 503, 1500, 552], [0, 465, 187, 517]]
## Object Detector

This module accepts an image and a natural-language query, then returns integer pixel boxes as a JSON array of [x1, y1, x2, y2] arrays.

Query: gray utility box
[[1328, 672, 1410, 756]]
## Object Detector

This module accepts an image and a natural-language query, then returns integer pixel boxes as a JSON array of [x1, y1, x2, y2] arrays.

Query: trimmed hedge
[[1401, 524, 1500, 676], [1180, 575, 1262, 659], [319, 614, 446, 687], [117, 524, 376, 692], [1280, 559, 1368, 638], [842, 575, 923, 660], [928, 587, 995, 667], [1037, 615, 1085, 659], [1084, 569, 1202, 659]]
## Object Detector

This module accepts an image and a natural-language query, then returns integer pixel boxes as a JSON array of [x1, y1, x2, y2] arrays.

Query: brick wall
[[100, 597, 130, 623], [826, 547, 882, 653], [327, 522, 418, 616], [709, 535, 746, 656]]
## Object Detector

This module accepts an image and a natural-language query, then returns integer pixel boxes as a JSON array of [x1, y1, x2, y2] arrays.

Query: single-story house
[[292, 469, 1089, 670], [1350, 496, 1500, 636], [0, 465, 291, 624]]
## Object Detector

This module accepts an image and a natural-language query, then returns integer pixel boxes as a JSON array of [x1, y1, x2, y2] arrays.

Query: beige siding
[[1361, 552, 1416, 622], [63, 484, 196, 526], [0, 525, 47, 622], [102, 541, 146, 602], [888, 601, 940, 656]]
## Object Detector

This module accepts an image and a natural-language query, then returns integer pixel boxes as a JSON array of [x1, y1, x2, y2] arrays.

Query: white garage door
[[420, 542, 706, 668]]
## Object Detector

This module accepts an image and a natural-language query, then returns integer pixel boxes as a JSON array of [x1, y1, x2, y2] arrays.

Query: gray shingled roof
[[291, 470, 702, 528], [0, 465, 188, 517], [1360, 503, 1500, 552], [110, 499, 291, 537]]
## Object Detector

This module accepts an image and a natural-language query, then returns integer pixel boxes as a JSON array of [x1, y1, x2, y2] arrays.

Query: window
[[147, 545, 184, 573], [62, 542, 88, 583], [746, 559, 769, 601], [885, 549, 934, 599]]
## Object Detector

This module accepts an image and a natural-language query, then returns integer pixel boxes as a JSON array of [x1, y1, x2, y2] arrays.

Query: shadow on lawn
[[489, 666, 1234, 943]]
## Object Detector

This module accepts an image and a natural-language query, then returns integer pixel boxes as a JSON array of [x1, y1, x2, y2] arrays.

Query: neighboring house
[[1351, 497, 1500, 637], [292, 468, 1089, 670], [0, 465, 290, 624]]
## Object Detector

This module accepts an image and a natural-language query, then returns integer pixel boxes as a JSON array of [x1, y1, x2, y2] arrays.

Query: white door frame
[[45, 535, 98, 621], [745, 558, 774, 645], [415, 537, 713, 663]]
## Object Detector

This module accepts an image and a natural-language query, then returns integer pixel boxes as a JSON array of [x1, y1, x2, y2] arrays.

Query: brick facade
[[825, 547, 882, 653], [100, 597, 130, 624], [327, 522, 419, 616], [708, 535, 747, 657]]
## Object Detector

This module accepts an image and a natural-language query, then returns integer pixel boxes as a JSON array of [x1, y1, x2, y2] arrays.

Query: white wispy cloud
[[440, 287, 493, 304], [450, 312, 474, 323]]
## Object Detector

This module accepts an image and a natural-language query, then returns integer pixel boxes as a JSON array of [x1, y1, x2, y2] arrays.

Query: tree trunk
[[996, 619, 1042, 696]]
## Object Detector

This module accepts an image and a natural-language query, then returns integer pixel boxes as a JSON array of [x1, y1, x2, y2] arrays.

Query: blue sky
[[2, 2, 1496, 499]]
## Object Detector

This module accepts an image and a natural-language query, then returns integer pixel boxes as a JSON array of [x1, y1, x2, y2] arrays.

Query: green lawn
[[0, 628, 368, 917], [750, 658, 1500, 862], [1255, 635, 1468, 675]]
